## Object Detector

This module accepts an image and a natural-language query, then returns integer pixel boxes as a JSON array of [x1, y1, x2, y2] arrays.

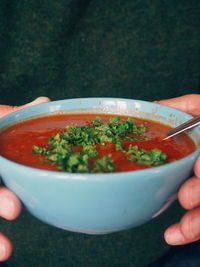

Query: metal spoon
[[164, 115, 200, 140]]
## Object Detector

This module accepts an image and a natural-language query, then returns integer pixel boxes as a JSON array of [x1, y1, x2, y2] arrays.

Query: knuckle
[[180, 208, 200, 240]]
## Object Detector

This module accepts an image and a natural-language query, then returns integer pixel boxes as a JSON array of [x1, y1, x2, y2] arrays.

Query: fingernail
[[0, 196, 15, 219], [165, 229, 186, 245]]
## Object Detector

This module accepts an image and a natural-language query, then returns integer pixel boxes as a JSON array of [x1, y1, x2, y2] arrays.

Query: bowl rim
[[0, 97, 200, 179]]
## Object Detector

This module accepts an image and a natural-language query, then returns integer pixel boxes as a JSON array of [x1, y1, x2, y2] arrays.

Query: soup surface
[[0, 113, 196, 173]]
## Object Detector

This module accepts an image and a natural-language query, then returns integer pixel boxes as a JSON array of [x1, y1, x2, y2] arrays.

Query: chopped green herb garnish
[[127, 145, 168, 165], [62, 125, 97, 146], [82, 145, 98, 157], [92, 116, 103, 127], [32, 116, 168, 172], [132, 123, 146, 136], [33, 145, 48, 155], [93, 154, 116, 173], [64, 153, 90, 173]]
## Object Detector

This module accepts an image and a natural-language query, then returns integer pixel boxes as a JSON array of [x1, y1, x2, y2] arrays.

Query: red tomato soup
[[0, 113, 196, 172]]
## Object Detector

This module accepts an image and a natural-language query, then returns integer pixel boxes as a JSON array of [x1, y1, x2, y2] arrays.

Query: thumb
[[0, 97, 50, 118], [17, 96, 51, 109], [156, 94, 200, 116]]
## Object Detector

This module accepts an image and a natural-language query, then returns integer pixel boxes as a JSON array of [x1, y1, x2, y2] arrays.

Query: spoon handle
[[164, 115, 200, 140]]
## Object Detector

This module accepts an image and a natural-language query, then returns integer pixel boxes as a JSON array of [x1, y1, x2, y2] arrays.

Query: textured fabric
[[0, 1, 199, 266], [148, 240, 200, 267], [0, 0, 199, 105]]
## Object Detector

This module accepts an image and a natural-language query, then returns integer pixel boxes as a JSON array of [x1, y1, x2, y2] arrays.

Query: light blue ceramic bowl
[[0, 98, 200, 234]]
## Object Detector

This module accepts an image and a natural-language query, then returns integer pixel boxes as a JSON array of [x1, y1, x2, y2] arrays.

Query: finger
[[0, 187, 21, 220], [194, 155, 200, 178], [0, 233, 13, 261], [0, 96, 51, 118], [155, 94, 200, 116], [164, 221, 200, 246], [178, 176, 200, 210], [179, 207, 200, 241], [15, 96, 51, 110]]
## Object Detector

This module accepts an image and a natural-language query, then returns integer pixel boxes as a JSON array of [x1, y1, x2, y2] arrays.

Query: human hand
[[157, 94, 200, 245], [0, 96, 50, 118], [0, 96, 50, 261]]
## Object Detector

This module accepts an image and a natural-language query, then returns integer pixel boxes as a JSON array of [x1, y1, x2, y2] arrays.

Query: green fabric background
[[0, 0, 199, 266]]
